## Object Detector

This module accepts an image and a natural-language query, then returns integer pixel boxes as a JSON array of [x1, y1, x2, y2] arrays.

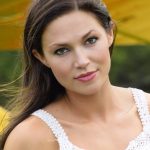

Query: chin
[[76, 85, 102, 96]]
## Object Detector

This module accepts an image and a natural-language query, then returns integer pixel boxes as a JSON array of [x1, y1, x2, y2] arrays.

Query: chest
[[62, 117, 142, 150]]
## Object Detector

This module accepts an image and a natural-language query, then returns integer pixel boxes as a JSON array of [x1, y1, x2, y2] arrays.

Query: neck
[[64, 81, 133, 122]]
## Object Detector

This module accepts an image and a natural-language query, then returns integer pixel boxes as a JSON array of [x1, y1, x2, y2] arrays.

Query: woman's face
[[35, 10, 114, 95]]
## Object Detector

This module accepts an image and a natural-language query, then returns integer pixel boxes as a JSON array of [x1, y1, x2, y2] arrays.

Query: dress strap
[[130, 88, 150, 131], [32, 109, 74, 149]]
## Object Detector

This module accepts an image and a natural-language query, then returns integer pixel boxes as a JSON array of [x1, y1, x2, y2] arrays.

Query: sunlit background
[[0, 0, 150, 106], [0, 0, 150, 50]]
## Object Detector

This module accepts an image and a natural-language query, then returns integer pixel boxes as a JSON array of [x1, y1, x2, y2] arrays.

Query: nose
[[74, 49, 90, 69]]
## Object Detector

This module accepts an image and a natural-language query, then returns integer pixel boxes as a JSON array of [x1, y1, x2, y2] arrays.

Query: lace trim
[[125, 88, 150, 150], [125, 131, 150, 150], [32, 109, 84, 150], [130, 88, 150, 129]]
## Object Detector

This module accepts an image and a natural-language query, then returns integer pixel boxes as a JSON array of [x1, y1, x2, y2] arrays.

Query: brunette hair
[[1, 0, 116, 148]]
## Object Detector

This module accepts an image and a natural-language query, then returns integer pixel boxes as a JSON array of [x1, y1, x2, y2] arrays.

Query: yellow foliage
[[0, 0, 150, 49], [0, 107, 9, 134]]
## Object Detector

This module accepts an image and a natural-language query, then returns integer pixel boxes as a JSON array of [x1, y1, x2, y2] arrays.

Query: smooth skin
[[4, 10, 150, 150]]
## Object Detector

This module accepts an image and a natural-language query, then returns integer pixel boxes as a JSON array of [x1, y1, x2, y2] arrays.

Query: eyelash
[[54, 48, 69, 56], [54, 36, 98, 56], [85, 36, 98, 45]]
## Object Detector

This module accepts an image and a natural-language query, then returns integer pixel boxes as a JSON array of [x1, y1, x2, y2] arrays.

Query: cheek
[[100, 49, 110, 64], [51, 65, 66, 76], [93, 43, 111, 65], [49, 60, 71, 83], [44, 53, 73, 84]]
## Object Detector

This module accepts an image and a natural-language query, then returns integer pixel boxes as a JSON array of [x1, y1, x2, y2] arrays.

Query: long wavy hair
[[1, 0, 116, 148]]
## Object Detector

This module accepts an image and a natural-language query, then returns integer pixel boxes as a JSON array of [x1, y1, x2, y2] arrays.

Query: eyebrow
[[49, 29, 96, 48], [82, 29, 95, 40]]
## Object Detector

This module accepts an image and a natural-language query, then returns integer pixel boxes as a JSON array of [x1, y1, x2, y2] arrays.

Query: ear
[[107, 28, 114, 47], [107, 21, 115, 47], [32, 49, 49, 67]]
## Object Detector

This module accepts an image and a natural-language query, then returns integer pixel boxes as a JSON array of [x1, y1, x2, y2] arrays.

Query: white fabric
[[32, 88, 150, 150]]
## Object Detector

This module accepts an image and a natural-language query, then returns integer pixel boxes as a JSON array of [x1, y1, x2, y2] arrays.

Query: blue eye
[[54, 48, 69, 55], [86, 37, 98, 45]]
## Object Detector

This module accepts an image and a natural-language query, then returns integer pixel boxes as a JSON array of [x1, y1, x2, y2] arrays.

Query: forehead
[[42, 10, 104, 44]]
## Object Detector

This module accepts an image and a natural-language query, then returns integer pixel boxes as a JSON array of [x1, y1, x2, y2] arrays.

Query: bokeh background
[[0, 0, 150, 107]]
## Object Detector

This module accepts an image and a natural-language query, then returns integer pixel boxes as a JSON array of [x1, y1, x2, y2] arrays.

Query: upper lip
[[74, 70, 97, 79]]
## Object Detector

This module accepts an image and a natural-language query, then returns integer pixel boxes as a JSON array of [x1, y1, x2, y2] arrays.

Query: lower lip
[[76, 72, 97, 82]]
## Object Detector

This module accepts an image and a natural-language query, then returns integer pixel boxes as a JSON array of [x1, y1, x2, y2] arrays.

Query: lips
[[74, 70, 98, 82]]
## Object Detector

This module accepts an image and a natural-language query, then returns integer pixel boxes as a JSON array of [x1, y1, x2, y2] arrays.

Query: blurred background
[[0, 0, 150, 107]]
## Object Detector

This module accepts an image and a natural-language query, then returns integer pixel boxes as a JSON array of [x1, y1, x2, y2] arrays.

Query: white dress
[[32, 88, 150, 150]]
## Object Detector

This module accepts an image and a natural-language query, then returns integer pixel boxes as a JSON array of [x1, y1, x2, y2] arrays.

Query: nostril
[[73, 48, 90, 68], [74, 58, 90, 69]]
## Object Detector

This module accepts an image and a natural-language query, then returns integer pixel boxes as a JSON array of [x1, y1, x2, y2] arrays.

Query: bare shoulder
[[4, 115, 59, 150]]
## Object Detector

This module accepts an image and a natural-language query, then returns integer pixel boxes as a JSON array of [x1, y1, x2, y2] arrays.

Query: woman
[[1, 0, 150, 149]]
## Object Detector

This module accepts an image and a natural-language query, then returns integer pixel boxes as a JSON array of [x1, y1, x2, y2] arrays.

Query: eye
[[54, 48, 69, 56], [85, 36, 98, 45]]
